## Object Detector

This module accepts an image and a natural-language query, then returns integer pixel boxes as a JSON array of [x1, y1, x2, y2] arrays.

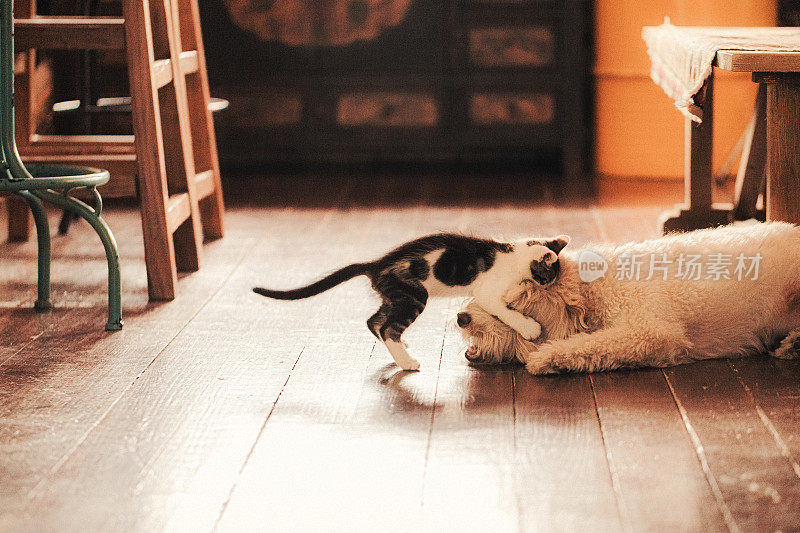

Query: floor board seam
[[211, 205, 352, 530], [661, 369, 740, 533], [511, 370, 525, 533], [0, 215, 146, 369], [727, 360, 800, 480], [0, 281, 109, 369], [212, 344, 305, 531], [0, 328, 44, 368], [419, 332, 446, 508], [511, 371, 517, 452], [589, 374, 629, 533], [23, 235, 260, 502], [350, 341, 378, 414]]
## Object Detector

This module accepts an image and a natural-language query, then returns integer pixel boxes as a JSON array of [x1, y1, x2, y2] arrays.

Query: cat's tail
[[253, 262, 373, 300]]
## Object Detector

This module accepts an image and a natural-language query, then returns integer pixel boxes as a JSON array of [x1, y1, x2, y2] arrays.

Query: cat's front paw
[[515, 318, 542, 342], [384, 339, 421, 371], [399, 358, 421, 371]]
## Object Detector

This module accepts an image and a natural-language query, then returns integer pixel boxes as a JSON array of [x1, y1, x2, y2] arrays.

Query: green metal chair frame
[[0, 0, 122, 330]]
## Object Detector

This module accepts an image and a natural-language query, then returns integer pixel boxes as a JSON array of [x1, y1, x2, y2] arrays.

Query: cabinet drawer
[[337, 92, 438, 127], [464, 0, 553, 4], [228, 92, 302, 127], [469, 27, 554, 67], [470, 92, 554, 125]]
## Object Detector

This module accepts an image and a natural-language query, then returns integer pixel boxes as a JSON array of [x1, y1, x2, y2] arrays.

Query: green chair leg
[[1, 0, 121, 331], [34, 190, 123, 331], [16, 190, 52, 311]]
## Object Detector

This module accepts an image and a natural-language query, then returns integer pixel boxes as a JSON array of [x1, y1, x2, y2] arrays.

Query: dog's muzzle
[[456, 312, 472, 328], [530, 258, 560, 286]]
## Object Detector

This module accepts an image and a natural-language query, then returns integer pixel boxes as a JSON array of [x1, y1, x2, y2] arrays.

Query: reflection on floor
[[0, 173, 796, 531]]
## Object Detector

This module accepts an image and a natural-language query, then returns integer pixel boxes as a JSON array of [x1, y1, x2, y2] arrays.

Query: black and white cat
[[254, 233, 569, 370]]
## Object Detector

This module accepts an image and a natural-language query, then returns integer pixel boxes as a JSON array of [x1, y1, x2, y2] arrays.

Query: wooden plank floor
[[1, 175, 799, 532]]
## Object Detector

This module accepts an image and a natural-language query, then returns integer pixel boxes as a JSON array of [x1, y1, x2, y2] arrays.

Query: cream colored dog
[[457, 222, 800, 374]]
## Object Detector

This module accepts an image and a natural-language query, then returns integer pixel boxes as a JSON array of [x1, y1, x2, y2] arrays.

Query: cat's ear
[[545, 235, 570, 255]]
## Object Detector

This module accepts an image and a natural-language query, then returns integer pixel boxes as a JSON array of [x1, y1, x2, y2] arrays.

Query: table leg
[[660, 72, 732, 233], [763, 74, 800, 224], [732, 83, 766, 221]]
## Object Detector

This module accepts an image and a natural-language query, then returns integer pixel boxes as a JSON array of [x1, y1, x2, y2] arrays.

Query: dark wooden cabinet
[[780, 0, 800, 25], [199, 0, 592, 178]]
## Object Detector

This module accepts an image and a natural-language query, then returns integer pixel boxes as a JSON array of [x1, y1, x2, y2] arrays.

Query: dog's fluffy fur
[[458, 222, 800, 374]]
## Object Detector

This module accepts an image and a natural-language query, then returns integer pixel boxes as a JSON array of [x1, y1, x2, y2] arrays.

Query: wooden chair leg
[[123, 0, 215, 299], [733, 83, 767, 221], [175, 0, 225, 240], [12, 0, 225, 302], [163, 0, 204, 271], [122, 0, 178, 300], [660, 72, 732, 232], [6, 195, 31, 241], [158, 77, 203, 273]]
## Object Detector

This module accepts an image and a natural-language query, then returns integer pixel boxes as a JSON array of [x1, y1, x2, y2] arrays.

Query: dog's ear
[[546, 235, 570, 255]]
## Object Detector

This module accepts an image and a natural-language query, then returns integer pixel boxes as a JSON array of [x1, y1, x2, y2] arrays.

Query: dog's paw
[[525, 357, 558, 375], [524, 345, 571, 374], [773, 331, 800, 360], [516, 318, 542, 342]]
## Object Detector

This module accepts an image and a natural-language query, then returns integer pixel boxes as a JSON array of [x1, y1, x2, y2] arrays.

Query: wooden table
[[661, 50, 800, 231]]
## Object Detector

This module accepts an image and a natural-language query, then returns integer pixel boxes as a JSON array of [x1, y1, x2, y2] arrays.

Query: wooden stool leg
[[9, 12, 37, 243], [660, 72, 732, 232], [162, 0, 203, 270], [764, 74, 800, 225], [122, 0, 178, 299], [174, 0, 224, 240], [12, 0, 223, 300], [158, 78, 203, 273], [7, 196, 31, 241]]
